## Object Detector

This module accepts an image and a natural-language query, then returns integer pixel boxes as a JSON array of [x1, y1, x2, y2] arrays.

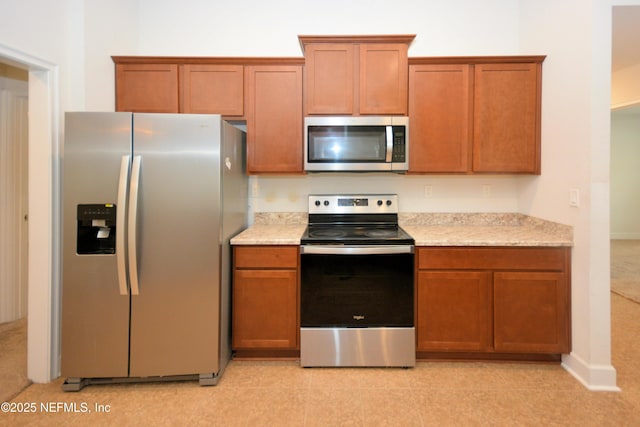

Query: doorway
[[0, 61, 29, 401], [0, 62, 29, 324], [0, 44, 60, 385], [611, 6, 640, 304]]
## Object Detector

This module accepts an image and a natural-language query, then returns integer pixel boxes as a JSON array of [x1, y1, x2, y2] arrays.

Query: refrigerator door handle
[[128, 155, 142, 295], [116, 155, 130, 296]]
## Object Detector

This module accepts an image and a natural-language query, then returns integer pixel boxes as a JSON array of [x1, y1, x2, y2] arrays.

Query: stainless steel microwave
[[304, 116, 409, 172]]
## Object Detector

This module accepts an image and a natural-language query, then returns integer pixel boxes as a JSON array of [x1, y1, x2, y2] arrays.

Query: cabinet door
[[232, 269, 298, 349], [359, 43, 408, 115], [245, 65, 303, 173], [493, 271, 569, 353], [416, 271, 492, 352], [304, 44, 355, 115], [472, 63, 541, 173], [115, 63, 179, 113], [180, 64, 243, 115], [409, 64, 472, 172]]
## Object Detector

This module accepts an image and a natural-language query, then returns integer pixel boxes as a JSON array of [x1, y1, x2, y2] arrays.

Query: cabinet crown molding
[[298, 34, 416, 52], [111, 56, 304, 65], [409, 55, 546, 65]]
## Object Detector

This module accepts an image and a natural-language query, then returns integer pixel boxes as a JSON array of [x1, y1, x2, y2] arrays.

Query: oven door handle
[[300, 245, 414, 255]]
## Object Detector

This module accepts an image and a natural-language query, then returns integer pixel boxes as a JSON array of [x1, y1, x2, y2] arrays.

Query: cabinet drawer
[[418, 247, 568, 271], [234, 246, 299, 268]]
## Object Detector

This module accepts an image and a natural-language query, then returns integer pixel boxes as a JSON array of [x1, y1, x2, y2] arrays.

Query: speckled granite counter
[[230, 212, 573, 247], [230, 212, 307, 245], [400, 213, 573, 247]]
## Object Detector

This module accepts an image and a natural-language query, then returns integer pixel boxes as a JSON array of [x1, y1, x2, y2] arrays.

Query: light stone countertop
[[230, 212, 573, 247], [230, 212, 307, 245], [399, 213, 573, 247], [230, 224, 307, 245]]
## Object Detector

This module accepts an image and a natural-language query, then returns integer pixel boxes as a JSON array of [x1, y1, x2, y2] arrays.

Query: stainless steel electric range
[[300, 194, 415, 368]]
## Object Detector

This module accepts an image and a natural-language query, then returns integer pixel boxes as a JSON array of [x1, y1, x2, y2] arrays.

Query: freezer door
[[128, 114, 223, 377], [61, 112, 132, 378]]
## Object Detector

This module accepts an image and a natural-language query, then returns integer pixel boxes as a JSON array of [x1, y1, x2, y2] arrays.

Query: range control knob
[[386, 200, 392, 206], [377, 200, 383, 206], [314, 200, 321, 207], [324, 200, 330, 206]]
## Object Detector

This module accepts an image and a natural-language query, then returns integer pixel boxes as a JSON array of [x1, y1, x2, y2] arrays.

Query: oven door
[[300, 245, 414, 327], [300, 245, 415, 367]]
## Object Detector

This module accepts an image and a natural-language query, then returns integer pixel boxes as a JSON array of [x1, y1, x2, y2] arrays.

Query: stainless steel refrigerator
[[61, 112, 247, 391]]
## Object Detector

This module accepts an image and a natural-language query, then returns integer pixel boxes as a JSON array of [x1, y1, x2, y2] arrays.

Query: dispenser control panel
[[77, 204, 117, 255]]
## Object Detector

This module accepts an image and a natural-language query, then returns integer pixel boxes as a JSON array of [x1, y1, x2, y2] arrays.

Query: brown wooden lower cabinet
[[417, 271, 492, 352], [416, 247, 571, 359], [493, 271, 569, 353], [231, 244, 570, 360], [232, 246, 299, 356]]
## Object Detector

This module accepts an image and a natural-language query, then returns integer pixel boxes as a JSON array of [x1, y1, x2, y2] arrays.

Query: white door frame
[[0, 43, 60, 383]]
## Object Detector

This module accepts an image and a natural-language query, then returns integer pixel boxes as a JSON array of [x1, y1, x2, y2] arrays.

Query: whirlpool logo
[[353, 315, 365, 320]]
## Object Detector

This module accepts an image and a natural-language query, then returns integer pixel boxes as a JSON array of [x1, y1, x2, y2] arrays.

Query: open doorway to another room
[[0, 60, 30, 401], [610, 6, 640, 305]]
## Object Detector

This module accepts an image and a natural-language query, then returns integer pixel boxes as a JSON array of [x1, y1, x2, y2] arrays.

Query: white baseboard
[[562, 353, 620, 391], [610, 233, 640, 240]]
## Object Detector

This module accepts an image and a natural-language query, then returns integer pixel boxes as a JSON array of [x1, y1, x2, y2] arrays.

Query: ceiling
[[612, 6, 640, 72]]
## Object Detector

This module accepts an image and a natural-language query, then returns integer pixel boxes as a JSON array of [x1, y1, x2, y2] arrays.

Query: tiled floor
[[3, 293, 640, 426]]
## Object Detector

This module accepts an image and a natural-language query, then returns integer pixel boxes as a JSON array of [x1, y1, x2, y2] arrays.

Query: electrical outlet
[[482, 184, 491, 198], [424, 185, 433, 198], [251, 180, 259, 197]]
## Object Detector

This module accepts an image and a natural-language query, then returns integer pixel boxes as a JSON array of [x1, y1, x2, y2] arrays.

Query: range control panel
[[308, 194, 398, 214]]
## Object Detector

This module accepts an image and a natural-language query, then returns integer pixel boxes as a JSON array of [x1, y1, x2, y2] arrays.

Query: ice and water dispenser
[[76, 204, 117, 255]]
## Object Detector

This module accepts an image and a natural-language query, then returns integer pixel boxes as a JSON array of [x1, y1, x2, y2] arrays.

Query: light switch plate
[[569, 188, 580, 207]]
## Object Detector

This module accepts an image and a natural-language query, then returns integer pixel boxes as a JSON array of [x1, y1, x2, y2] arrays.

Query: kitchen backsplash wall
[[248, 174, 528, 224]]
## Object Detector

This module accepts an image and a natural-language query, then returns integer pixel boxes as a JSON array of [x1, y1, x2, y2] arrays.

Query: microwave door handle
[[385, 125, 393, 162]]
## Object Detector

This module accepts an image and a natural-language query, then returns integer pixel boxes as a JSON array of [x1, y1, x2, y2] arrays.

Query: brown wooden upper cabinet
[[245, 64, 303, 174], [115, 62, 180, 113], [409, 63, 472, 173], [180, 64, 244, 115], [113, 57, 244, 116], [408, 56, 545, 174], [473, 62, 542, 173], [299, 35, 415, 115]]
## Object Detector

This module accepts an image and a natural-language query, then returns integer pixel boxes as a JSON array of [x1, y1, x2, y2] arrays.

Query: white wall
[[611, 110, 640, 238], [83, 1, 139, 111], [250, 175, 519, 217], [517, 0, 617, 390], [135, 0, 520, 56], [0, 0, 624, 389]]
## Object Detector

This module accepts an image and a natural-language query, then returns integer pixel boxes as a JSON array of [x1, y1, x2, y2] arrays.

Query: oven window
[[301, 253, 414, 327], [307, 126, 387, 163]]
